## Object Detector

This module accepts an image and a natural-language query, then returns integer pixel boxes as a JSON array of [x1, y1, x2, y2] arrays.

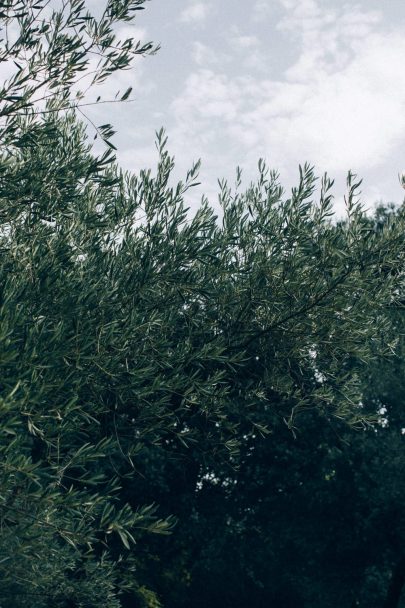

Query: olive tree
[[0, 3, 404, 607]]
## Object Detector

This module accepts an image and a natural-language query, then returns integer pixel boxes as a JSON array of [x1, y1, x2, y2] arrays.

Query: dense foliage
[[0, 2, 404, 607]]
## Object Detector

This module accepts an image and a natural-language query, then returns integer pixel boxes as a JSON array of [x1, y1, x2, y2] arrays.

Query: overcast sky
[[86, 0, 405, 215]]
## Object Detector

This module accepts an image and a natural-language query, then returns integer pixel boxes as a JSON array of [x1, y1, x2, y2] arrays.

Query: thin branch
[[232, 266, 354, 351], [0, 96, 135, 121]]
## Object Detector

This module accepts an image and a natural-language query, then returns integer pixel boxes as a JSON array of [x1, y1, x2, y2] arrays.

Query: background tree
[[133, 202, 404, 608]]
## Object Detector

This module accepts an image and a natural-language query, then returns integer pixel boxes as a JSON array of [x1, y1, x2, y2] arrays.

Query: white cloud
[[252, 0, 272, 22], [277, 0, 382, 81], [114, 25, 149, 45], [228, 33, 260, 51], [192, 31, 267, 75], [118, 143, 160, 175], [192, 42, 230, 67], [226, 28, 267, 72], [180, 2, 211, 24], [172, 69, 240, 123], [169, 0, 405, 204]]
